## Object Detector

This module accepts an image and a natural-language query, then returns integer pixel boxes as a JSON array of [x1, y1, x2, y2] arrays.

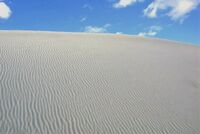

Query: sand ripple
[[0, 31, 200, 134]]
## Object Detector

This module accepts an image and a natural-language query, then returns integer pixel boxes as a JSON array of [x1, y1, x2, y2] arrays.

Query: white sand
[[0, 31, 199, 134]]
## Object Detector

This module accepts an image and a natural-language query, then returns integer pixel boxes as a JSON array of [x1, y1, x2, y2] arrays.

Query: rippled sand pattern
[[0, 31, 200, 134]]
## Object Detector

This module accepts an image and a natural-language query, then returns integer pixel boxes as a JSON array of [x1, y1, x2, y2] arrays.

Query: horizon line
[[0, 29, 199, 47]]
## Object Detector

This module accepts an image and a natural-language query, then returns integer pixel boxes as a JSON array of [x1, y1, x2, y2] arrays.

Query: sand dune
[[0, 31, 199, 134]]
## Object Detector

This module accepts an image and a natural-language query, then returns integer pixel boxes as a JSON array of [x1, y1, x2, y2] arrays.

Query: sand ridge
[[0, 31, 200, 134]]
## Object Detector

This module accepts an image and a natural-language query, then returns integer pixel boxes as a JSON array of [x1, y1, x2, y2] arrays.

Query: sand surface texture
[[0, 31, 200, 134]]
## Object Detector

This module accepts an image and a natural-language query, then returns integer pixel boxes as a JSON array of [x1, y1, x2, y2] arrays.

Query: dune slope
[[0, 31, 200, 134]]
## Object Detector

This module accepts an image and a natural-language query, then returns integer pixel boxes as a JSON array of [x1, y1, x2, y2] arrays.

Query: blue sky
[[0, 0, 200, 45]]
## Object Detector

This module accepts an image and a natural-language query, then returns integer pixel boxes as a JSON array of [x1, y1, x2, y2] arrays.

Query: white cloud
[[116, 32, 123, 34], [138, 31, 157, 36], [80, 17, 87, 22], [138, 26, 162, 37], [144, 0, 200, 21], [150, 25, 162, 31], [84, 26, 106, 33], [113, 0, 144, 8], [103, 23, 112, 28], [83, 4, 93, 10], [0, 2, 11, 19], [84, 24, 111, 33]]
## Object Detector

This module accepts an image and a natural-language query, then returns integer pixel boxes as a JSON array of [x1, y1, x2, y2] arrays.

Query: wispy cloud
[[83, 4, 93, 10], [116, 32, 123, 34], [113, 0, 144, 8], [0, 2, 11, 19], [138, 26, 162, 37], [84, 24, 111, 33], [80, 17, 87, 22], [144, 0, 200, 21]]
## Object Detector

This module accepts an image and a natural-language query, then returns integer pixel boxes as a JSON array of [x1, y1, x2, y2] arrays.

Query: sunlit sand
[[0, 31, 199, 134]]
